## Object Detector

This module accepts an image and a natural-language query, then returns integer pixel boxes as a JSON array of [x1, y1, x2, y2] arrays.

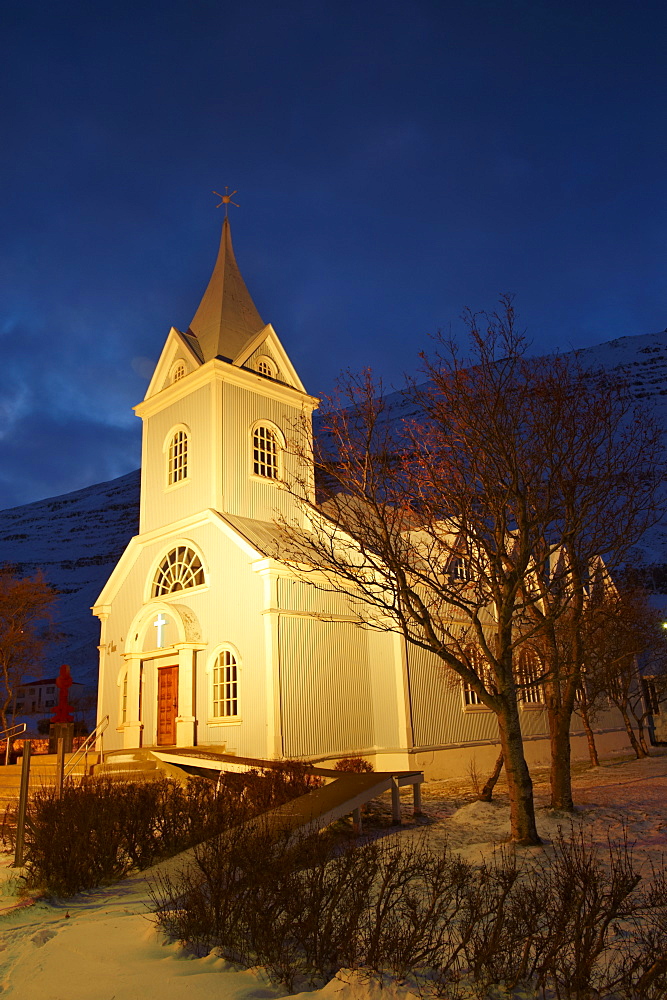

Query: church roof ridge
[[187, 217, 265, 364]]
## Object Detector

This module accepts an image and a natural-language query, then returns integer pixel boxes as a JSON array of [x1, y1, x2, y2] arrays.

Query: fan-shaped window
[[256, 356, 276, 378], [171, 361, 187, 383], [212, 649, 239, 718], [518, 647, 544, 705], [252, 423, 280, 479], [152, 547, 205, 597], [167, 430, 188, 485]]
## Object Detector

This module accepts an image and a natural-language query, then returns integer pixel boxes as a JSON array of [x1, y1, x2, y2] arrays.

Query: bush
[[16, 762, 321, 898], [333, 756, 374, 773], [150, 825, 667, 998]]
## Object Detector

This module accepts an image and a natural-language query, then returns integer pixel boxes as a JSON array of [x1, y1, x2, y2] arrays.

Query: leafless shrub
[[218, 759, 322, 810], [151, 823, 667, 998], [613, 863, 667, 1000], [334, 757, 374, 773], [467, 759, 481, 798], [150, 828, 475, 992], [18, 764, 318, 898]]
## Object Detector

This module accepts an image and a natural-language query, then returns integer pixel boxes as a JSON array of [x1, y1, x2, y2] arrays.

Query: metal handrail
[[64, 715, 109, 778], [1, 722, 27, 766]]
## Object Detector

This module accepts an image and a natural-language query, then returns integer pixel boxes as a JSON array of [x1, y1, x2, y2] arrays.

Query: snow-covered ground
[[2, 751, 667, 1000]]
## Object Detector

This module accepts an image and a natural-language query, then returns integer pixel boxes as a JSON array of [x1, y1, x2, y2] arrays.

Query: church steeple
[[187, 217, 265, 364]]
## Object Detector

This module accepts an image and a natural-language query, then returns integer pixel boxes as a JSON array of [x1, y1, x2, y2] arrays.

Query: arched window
[[167, 430, 188, 485], [152, 547, 205, 597], [518, 647, 544, 705], [461, 645, 492, 708], [212, 649, 238, 718], [256, 356, 276, 378], [449, 554, 471, 582], [252, 423, 280, 479], [171, 361, 187, 383]]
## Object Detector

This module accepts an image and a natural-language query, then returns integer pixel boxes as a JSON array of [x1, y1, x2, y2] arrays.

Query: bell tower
[[134, 218, 318, 536]]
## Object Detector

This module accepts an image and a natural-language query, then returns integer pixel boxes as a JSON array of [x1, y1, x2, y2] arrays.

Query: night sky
[[2, 0, 666, 510]]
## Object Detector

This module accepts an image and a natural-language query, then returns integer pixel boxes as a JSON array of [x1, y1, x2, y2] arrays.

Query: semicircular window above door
[[152, 547, 205, 597]]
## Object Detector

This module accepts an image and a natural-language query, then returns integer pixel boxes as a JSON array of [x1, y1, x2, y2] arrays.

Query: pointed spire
[[187, 218, 265, 363]]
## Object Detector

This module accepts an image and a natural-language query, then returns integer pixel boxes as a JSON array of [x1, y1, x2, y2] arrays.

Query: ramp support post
[[391, 777, 401, 825]]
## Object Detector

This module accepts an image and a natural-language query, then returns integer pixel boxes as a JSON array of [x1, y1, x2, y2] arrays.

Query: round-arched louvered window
[[152, 547, 205, 597]]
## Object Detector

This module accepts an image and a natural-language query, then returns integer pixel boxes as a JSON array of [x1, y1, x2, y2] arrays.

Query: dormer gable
[[144, 327, 203, 401], [233, 323, 306, 393]]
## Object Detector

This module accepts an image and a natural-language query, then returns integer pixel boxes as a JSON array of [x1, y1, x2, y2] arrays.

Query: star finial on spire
[[213, 187, 239, 218]]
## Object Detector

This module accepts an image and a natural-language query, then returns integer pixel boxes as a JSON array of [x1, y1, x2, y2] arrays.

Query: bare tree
[[578, 584, 667, 760], [283, 297, 662, 839], [522, 340, 663, 809], [0, 566, 58, 731], [286, 301, 564, 844]]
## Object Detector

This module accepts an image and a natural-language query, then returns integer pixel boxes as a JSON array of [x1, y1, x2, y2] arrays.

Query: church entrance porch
[[157, 665, 179, 745]]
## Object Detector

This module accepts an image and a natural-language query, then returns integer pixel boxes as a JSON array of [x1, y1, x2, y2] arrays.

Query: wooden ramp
[[148, 747, 424, 833], [1, 750, 425, 913]]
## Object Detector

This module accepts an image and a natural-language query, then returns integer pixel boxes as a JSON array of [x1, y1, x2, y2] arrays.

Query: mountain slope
[[0, 470, 140, 691]]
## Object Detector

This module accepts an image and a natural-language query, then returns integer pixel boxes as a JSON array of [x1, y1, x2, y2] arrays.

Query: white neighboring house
[[93, 219, 631, 777], [15, 677, 84, 716]]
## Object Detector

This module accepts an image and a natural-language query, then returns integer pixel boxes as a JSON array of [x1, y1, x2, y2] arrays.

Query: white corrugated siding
[[277, 577, 355, 617], [367, 629, 404, 748], [222, 383, 310, 523], [279, 616, 374, 758], [142, 384, 212, 533], [408, 643, 500, 746]]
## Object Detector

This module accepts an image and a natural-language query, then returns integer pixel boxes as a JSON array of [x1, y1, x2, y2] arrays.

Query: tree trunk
[[579, 702, 600, 766], [620, 706, 648, 758], [496, 699, 541, 845], [479, 750, 504, 802], [548, 709, 574, 811]]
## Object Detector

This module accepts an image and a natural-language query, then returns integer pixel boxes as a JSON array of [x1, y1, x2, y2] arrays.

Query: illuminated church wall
[[93, 217, 630, 775], [140, 383, 213, 534], [221, 380, 311, 524]]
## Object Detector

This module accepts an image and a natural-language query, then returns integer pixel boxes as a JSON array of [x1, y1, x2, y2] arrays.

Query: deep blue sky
[[1, 0, 666, 509]]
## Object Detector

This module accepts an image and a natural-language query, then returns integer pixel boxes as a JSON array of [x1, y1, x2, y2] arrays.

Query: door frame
[[156, 663, 179, 746]]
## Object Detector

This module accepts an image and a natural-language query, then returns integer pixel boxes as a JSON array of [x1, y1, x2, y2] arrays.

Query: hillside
[[0, 470, 140, 692], [1, 329, 666, 695]]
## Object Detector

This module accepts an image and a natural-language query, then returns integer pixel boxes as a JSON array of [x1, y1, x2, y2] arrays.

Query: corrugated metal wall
[[367, 629, 403, 748], [280, 615, 374, 758], [277, 577, 355, 617], [142, 384, 212, 533], [408, 642, 500, 746], [222, 383, 309, 523]]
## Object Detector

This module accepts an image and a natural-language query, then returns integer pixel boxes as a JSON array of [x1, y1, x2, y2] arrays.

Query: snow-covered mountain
[[2, 330, 666, 696], [0, 470, 140, 693]]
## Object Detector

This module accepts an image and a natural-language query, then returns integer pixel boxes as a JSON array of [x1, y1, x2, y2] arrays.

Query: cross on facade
[[154, 613, 167, 648]]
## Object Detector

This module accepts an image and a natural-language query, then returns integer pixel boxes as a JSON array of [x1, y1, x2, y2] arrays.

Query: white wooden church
[[93, 219, 629, 777]]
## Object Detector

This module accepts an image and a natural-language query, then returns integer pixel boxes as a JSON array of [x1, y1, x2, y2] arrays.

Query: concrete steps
[[0, 754, 90, 816], [92, 756, 168, 783]]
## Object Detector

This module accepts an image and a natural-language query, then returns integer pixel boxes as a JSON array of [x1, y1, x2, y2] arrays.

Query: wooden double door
[[157, 665, 178, 745]]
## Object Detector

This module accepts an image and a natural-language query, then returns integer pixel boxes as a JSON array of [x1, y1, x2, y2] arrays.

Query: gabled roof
[[187, 217, 265, 363]]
